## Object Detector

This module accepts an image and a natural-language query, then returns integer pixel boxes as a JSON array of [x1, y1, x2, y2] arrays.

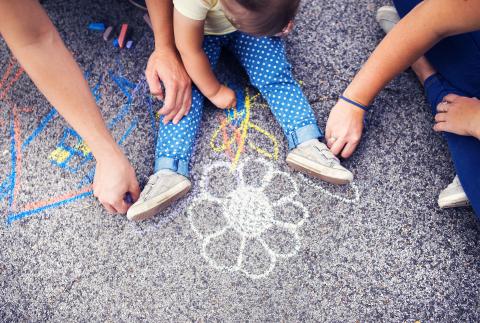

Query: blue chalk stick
[[88, 23, 106, 31], [113, 38, 119, 48]]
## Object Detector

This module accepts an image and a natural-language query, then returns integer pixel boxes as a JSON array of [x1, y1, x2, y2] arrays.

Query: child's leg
[[127, 36, 224, 221], [228, 33, 353, 184], [154, 86, 205, 177], [154, 36, 224, 177], [228, 33, 321, 149]]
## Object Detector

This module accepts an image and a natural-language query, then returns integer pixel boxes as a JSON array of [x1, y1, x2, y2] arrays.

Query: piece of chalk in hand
[[124, 193, 133, 204]]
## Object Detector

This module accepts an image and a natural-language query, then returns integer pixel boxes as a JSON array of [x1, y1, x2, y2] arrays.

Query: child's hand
[[209, 85, 237, 109], [275, 21, 294, 37]]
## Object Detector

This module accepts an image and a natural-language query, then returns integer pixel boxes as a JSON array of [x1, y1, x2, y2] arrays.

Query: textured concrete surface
[[1, 0, 479, 321]]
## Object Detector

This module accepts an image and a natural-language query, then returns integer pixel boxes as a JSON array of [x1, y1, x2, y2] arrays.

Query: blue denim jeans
[[154, 32, 322, 177], [394, 0, 480, 216]]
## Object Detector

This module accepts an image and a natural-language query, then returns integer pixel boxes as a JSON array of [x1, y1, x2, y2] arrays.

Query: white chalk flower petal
[[272, 200, 309, 228], [260, 224, 302, 258], [188, 197, 228, 238], [188, 158, 310, 279], [239, 237, 277, 279], [263, 171, 299, 204], [202, 226, 243, 270]]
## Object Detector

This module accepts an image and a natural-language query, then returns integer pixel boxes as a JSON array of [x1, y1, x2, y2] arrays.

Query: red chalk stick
[[118, 24, 128, 48]]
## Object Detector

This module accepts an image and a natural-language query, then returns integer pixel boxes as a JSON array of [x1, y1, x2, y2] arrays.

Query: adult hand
[[208, 85, 237, 109], [325, 99, 365, 158], [93, 150, 140, 214], [145, 48, 192, 125], [434, 94, 480, 140]]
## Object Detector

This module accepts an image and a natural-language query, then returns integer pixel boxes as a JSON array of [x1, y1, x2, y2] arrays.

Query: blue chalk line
[[6, 191, 93, 225]]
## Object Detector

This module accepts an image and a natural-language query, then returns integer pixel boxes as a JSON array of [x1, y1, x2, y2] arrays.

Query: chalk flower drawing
[[187, 158, 310, 279]]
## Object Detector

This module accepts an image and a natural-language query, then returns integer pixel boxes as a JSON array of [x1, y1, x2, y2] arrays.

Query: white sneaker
[[286, 140, 353, 185], [127, 171, 191, 221], [438, 175, 470, 209], [376, 6, 400, 34]]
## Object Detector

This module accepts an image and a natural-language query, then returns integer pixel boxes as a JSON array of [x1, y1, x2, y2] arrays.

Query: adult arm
[[326, 0, 480, 158], [0, 0, 140, 214], [145, 0, 192, 125], [173, 9, 236, 109]]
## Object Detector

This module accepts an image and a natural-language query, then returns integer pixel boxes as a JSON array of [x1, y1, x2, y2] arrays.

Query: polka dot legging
[[155, 31, 323, 177]]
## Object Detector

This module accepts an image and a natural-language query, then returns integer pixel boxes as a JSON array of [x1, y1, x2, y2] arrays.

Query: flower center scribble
[[226, 188, 273, 237]]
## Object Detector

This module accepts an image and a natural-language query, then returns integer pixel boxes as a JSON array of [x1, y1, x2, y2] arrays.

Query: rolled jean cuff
[[287, 123, 323, 150], [155, 157, 189, 177]]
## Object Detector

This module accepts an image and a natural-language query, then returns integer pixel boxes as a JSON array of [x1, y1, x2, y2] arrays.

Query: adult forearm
[[0, 1, 120, 160], [344, 0, 480, 106], [146, 0, 175, 50]]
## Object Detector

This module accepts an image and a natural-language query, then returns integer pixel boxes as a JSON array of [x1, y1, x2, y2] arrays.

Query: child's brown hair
[[222, 0, 301, 36]]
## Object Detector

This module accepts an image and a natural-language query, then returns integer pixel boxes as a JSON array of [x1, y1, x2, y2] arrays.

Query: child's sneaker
[[438, 175, 470, 209], [286, 139, 353, 185], [127, 171, 191, 221]]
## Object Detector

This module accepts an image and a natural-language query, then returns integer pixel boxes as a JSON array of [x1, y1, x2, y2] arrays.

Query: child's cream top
[[173, 0, 236, 35]]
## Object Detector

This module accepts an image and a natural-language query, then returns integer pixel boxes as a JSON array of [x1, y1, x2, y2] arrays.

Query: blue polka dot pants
[[155, 32, 323, 177]]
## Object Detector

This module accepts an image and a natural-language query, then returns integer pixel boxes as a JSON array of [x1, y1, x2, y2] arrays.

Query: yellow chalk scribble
[[75, 142, 91, 156], [49, 147, 70, 164], [210, 88, 279, 171]]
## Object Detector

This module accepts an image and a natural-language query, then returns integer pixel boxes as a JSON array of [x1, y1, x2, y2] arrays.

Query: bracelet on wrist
[[339, 95, 369, 112]]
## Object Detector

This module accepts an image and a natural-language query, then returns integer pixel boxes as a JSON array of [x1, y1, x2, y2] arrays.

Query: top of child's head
[[220, 0, 300, 37]]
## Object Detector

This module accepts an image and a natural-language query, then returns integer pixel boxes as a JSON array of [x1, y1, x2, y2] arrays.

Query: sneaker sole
[[438, 198, 470, 209], [127, 181, 191, 222], [286, 154, 353, 185]]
